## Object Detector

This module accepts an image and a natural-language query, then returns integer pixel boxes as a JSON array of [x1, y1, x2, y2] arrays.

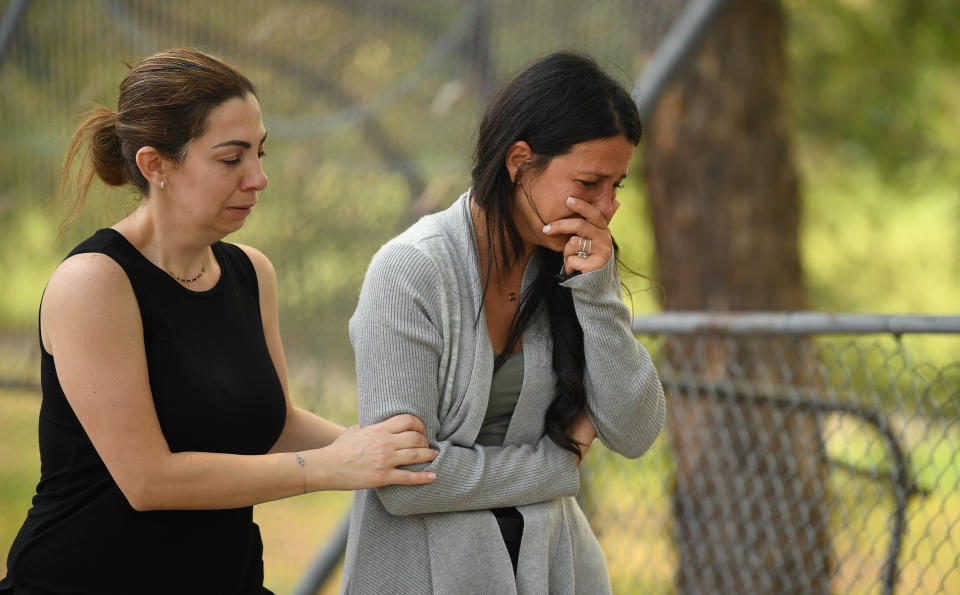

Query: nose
[[243, 159, 268, 192], [595, 186, 616, 221]]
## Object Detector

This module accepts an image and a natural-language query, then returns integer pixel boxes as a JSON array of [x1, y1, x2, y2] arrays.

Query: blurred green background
[[1, 0, 958, 592]]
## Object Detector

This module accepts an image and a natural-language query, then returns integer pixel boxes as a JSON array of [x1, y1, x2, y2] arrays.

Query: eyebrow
[[212, 132, 268, 150], [581, 171, 628, 180]]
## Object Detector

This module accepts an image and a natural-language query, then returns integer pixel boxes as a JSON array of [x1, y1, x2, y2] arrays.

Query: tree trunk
[[642, 0, 832, 592]]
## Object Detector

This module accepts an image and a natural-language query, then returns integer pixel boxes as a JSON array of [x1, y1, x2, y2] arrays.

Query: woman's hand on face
[[566, 411, 597, 466], [542, 196, 618, 275], [320, 414, 437, 490]]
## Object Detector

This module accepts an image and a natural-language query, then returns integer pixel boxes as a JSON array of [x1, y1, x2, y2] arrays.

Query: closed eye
[[222, 151, 265, 165]]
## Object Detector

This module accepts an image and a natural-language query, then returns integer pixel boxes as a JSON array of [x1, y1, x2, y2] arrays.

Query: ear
[[135, 146, 169, 190], [504, 141, 533, 183]]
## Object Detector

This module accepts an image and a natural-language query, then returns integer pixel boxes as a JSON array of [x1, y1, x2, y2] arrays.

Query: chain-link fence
[[576, 314, 960, 594]]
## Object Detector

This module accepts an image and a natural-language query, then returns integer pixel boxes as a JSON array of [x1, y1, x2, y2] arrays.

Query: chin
[[215, 221, 246, 238]]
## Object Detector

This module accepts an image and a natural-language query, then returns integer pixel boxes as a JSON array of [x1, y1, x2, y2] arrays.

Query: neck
[[115, 203, 212, 280], [470, 198, 533, 285]]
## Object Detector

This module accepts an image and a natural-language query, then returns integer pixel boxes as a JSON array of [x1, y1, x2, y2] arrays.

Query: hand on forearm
[[311, 414, 437, 490]]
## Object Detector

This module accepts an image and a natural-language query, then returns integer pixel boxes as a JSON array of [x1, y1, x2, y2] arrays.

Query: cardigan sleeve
[[561, 255, 666, 458], [350, 242, 580, 516]]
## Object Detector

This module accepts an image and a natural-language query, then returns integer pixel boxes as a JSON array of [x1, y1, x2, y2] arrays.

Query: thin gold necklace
[[166, 256, 207, 288], [167, 266, 205, 287]]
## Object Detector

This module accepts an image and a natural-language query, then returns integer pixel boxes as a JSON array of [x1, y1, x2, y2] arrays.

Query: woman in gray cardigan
[[343, 52, 666, 594]]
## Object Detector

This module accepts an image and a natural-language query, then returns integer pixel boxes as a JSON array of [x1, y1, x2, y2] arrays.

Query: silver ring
[[576, 236, 591, 258]]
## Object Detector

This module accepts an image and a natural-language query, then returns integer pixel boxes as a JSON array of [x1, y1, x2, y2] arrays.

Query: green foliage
[[785, 0, 960, 370], [0, 205, 55, 328], [787, 0, 960, 186], [801, 150, 959, 315]]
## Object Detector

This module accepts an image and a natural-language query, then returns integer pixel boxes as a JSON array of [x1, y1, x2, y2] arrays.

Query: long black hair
[[470, 51, 642, 454]]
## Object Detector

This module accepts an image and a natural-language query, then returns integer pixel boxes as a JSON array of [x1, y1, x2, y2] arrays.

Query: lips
[[227, 205, 254, 216]]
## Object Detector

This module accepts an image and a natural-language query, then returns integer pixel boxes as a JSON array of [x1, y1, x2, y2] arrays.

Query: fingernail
[[567, 196, 576, 205], [542, 224, 551, 233]]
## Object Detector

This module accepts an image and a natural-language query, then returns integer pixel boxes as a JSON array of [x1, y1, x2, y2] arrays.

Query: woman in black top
[[0, 48, 437, 595]]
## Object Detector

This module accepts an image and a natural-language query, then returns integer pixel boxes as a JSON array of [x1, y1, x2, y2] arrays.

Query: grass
[[0, 390, 42, 560]]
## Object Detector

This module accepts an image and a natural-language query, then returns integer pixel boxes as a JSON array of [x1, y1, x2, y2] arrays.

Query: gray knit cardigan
[[342, 193, 665, 594]]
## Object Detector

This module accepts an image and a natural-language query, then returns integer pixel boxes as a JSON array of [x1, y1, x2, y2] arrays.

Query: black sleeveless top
[[3, 229, 287, 595]]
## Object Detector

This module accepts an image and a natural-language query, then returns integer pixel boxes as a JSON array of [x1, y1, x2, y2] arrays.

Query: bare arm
[[42, 253, 435, 512]]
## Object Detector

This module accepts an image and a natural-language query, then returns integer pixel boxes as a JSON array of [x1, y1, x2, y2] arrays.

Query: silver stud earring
[[160, 180, 165, 191]]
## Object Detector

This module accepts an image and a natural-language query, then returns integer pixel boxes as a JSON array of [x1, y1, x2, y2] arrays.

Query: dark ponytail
[[88, 107, 127, 187], [474, 51, 641, 455], [56, 106, 124, 233]]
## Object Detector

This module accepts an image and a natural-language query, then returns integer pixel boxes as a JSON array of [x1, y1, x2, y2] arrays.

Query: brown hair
[[57, 48, 256, 231]]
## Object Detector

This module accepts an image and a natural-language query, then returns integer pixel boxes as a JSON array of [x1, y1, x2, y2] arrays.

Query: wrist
[[294, 452, 306, 494], [305, 445, 343, 491]]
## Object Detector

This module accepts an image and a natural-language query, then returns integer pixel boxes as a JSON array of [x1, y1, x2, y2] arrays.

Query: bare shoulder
[[234, 243, 274, 273], [233, 244, 282, 332], [45, 252, 134, 306], [42, 252, 140, 351], [234, 243, 277, 285]]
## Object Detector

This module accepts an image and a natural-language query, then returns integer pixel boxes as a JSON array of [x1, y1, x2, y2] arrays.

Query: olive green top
[[475, 352, 525, 447]]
